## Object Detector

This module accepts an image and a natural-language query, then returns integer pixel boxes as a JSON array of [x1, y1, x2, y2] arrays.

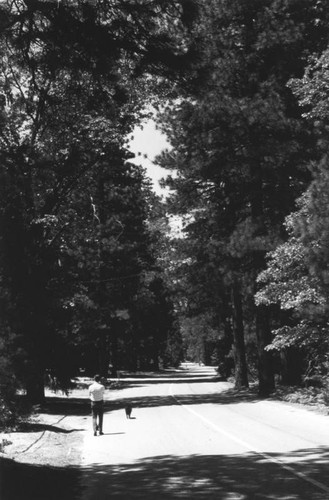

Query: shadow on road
[[36, 385, 259, 418], [111, 376, 222, 384], [38, 397, 91, 417], [0, 457, 81, 500], [108, 387, 259, 413], [2, 447, 329, 499], [18, 422, 85, 434], [115, 366, 214, 379]]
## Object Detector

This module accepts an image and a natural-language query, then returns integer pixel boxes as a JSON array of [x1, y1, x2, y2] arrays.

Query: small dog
[[125, 404, 132, 419]]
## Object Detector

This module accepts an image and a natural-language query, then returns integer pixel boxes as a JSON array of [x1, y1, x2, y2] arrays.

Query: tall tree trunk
[[256, 304, 275, 396], [231, 279, 249, 389], [280, 348, 303, 386], [97, 329, 109, 377], [250, 162, 276, 396], [153, 336, 160, 371], [110, 321, 118, 377], [26, 362, 45, 404]]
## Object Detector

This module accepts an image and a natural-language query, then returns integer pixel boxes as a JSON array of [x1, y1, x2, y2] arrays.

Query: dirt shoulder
[[1, 389, 91, 468], [1, 413, 86, 467], [0, 406, 87, 500]]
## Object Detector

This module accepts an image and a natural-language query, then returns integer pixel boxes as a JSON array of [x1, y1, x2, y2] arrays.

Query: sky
[[128, 119, 172, 197], [128, 119, 183, 236]]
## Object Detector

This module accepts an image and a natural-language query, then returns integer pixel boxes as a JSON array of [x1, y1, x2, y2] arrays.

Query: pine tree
[[0, 0, 198, 402], [157, 0, 329, 395]]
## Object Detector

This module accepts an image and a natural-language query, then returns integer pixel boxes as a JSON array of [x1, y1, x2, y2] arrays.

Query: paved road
[[79, 363, 329, 499]]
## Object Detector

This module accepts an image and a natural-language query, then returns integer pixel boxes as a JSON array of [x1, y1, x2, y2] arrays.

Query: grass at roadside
[[224, 375, 329, 415], [0, 396, 87, 500], [271, 384, 329, 414]]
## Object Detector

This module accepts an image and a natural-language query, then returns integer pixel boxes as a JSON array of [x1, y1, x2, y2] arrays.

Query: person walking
[[89, 374, 105, 436]]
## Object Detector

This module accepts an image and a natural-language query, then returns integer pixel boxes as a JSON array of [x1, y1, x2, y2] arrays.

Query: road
[[79, 363, 329, 499]]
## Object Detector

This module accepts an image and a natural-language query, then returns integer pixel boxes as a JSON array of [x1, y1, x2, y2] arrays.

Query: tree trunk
[[110, 323, 118, 377], [231, 280, 249, 389], [97, 330, 109, 377], [26, 364, 45, 404], [153, 337, 160, 371], [249, 162, 275, 395], [256, 304, 275, 396], [280, 348, 303, 386]]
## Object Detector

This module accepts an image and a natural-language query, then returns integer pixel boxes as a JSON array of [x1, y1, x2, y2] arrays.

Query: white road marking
[[169, 384, 329, 496]]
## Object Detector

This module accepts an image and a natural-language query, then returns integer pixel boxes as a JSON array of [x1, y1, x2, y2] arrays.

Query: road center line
[[169, 384, 329, 496]]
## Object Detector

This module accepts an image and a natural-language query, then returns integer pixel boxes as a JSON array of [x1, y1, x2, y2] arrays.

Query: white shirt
[[89, 381, 105, 402]]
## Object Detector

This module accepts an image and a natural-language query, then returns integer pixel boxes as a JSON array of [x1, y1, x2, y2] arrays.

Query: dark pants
[[91, 401, 104, 433]]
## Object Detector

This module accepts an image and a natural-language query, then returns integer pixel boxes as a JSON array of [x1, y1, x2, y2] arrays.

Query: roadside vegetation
[[2, 0, 329, 431]]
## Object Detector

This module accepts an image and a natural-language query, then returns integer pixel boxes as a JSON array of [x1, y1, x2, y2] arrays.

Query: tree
[[256, 44, 329, 385], [0, 0, 199, 402], [157, 0, 329, 395], [255, 168, 329, 383]]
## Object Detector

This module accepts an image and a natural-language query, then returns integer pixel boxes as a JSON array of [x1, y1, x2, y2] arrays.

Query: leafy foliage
[[256, 158, 329, 374], [156, 0, 329, 394], [0, 0, 198, 404]]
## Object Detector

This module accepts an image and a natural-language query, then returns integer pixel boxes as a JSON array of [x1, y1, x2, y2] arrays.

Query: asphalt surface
[[2, 363, 329, 499], [78, 363, 329, 499]]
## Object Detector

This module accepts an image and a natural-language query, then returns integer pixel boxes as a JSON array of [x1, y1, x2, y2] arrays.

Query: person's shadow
[[100, 432, 126, 436]]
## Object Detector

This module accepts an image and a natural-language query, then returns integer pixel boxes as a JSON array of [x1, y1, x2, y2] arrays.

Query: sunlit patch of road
[[80, 363, 329, 499]]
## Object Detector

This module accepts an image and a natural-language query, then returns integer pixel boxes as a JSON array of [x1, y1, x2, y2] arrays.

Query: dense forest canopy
[[2, 0, 329, 423], [156, 0, 329, 394], [0, 0, 198, 408]]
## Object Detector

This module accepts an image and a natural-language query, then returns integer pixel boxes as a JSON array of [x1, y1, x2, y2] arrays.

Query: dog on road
[[125, 404, 132, 419]]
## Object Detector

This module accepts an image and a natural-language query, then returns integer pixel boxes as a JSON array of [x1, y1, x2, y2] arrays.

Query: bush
[[0, 330, 30, 431], [0, 394, 16, 430]]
